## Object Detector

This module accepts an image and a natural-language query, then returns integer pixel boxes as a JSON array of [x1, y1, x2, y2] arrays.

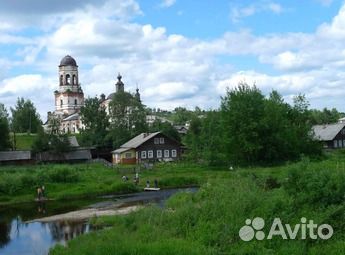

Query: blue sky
[[1, 0, 345, 119]]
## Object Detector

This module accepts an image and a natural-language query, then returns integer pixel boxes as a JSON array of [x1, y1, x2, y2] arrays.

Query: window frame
[[171, 149, 177, 157], [148, 150, 154, 159], [164, 150, 169, 158], [154, 138, 159, 144], [141, 151, 147, 159], [160, 137, 165, 144], [157, 150, 162, 158]]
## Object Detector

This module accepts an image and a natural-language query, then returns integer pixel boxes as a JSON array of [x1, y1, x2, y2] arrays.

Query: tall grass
[[50, 157, 345, 255]]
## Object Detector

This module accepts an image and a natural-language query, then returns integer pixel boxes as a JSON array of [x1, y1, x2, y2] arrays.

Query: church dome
[[59, 55, 77, 67]]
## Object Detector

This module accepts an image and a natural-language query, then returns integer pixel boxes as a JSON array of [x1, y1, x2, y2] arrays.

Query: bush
[[47, 167, 80, 183], [284, 165, 345, 207]]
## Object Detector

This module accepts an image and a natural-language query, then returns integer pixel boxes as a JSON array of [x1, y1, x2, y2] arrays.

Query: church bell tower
[[54, 55, 84, 115]]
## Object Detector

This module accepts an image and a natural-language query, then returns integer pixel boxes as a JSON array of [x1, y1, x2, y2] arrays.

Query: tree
[[108, 91, 147, 148], [186, 83, 321, 166], [0, 103, 10, 150], [149, 119, 181, 142], [221, 83, 266, 164], [80, 97, 109, 147], [309, 107, 344, 125], [171, 107, 194, 125], [11, 98, 41, 133], [32, 114, 71, 154]]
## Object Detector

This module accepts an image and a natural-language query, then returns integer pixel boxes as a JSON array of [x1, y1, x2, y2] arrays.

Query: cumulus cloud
[[230, 1, 283, 23], [3, 0, 345, 119], [160, 0, 177, 8]]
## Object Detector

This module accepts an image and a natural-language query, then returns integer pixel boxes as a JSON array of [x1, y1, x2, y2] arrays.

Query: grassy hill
[[11, 133, 37, 150]]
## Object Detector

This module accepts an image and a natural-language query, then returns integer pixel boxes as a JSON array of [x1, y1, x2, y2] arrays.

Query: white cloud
[[230, 1, 283, 23], [315, 0, 333, 6], [3, 0, 345, 118], [160, 0, 176, 8]]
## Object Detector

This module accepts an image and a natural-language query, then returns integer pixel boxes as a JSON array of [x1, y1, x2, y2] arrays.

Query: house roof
[[63, 112, 79, 121], [113, 147, 132, 154], [312, 123, 345, 141], [120, 132, 161, 149], [68, 136, 79, 147]]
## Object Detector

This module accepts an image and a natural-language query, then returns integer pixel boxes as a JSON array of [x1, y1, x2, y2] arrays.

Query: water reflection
[[49, 220, 90, 242], [0, 217, 91, 255], [0, 187, 197, 255], [0, 221, 11, 248]]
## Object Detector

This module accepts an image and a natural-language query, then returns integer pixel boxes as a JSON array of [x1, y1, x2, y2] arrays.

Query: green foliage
[[79, 97, 109, 147], [309, 107, 344, 125], [47, 167, 80, 183], [51, 158, 345, 255], [284, 162, 345, 207], [32, 129, 71, 153], [108, 91, 147, 148], [149, 119, 181, 142], [10, 97, 42, 133], [221, 83, 266, 164], [171, 107, 195, 125], [0, 103, 10, 150], [186, 83, 322, 166]]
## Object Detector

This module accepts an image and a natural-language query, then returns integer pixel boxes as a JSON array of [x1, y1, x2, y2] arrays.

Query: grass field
[[10, 133, 37, 150], [1, 152, 345, 254], [49, 152, 345, 255]]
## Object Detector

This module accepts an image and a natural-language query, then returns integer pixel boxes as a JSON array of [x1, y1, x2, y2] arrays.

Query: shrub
[[47, 167, 80, 183]]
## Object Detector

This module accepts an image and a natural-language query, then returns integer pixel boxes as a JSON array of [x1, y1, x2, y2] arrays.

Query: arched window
[[60, 75, 63, 85], [60, 99, 63, 107], [66, 74, 71, 85], [74, 99, 77, 105], [73, 75, 77, 85]]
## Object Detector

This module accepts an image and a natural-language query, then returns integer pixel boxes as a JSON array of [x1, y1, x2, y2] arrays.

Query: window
[[334, 140, 338, 148], [125, 152, 132, 159], [157, 150, 162, 158], [141, 151, 147, 159], [75, 99, 77, 105], [60, 75, 63, 85], [73, 75, 77, 85], [66, 74, 71, 85], [154, 138, 159, 144], [172, 150, 177, 157], [160, 138, 165, 144], [164, 150, 169, 158], [339, 140, 343, 148], [148, 150, 153, 158], [60, 99, 63, 106]]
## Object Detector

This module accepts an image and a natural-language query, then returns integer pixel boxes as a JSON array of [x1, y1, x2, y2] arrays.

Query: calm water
[[0, 188, 196, 255]]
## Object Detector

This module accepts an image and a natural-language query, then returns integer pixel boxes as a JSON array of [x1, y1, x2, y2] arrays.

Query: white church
[[45, 55, 140, 134]]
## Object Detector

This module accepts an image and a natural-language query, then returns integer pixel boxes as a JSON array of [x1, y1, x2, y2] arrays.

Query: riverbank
[[51, 154, 345, 255], [0, 162, 204, 206]]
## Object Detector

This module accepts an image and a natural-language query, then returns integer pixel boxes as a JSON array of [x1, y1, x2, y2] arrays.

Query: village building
[[45, 55, 141, 134], [112, 132, 182, 164], [312, 123, 345, 149]]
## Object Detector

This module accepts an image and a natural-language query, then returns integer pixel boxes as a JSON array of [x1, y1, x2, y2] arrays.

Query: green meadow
[[47, 152, 345, 255]]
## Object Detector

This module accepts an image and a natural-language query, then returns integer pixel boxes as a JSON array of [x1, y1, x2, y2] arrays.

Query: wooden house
[[112, 132, 182, 164], [312, 123, 345, 149]]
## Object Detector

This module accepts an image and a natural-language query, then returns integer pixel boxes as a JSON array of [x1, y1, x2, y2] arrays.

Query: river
[[0, 188, 196, 255]]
